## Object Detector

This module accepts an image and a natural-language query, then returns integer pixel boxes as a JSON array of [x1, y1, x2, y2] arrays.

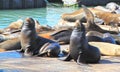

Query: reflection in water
[[0, 51, 22, 59]]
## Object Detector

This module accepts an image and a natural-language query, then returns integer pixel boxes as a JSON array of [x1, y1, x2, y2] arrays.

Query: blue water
[[0, 6, 79, 29]]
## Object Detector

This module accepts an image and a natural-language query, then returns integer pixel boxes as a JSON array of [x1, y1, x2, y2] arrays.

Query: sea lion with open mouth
[[20, 17, 60, 57], [59, 20, 101, 64]]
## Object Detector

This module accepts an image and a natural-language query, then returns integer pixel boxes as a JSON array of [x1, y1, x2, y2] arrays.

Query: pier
[[0, 0, 46, 9]]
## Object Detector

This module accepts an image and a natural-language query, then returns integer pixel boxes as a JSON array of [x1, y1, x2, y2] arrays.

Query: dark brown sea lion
[[20, 17, 60, 57], [86, 36, 104, 42], [0, 19, 54, 43], [51, 29, 72, 44], [86, 31, 116, 44], [86, 31, 104, 42], [0, 31, 59, 52], [59, 20, 101, 64]]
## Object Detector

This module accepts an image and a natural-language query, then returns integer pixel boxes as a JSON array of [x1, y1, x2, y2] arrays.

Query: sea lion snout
[[74, 20, 80, 28], [24, 17, 35, 27]]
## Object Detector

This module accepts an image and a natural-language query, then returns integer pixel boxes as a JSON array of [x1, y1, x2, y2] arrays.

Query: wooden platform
[[0, 45, 120, 72], [0, 56, 120, 72]]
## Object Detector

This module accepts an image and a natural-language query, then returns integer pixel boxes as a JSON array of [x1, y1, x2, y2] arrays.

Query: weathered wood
[[0, 53, 120, 72]]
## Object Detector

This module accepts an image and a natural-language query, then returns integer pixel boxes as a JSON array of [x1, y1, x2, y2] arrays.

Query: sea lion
[[0, 19, 54, 43], [59, 5, 118, 34], [4, 19, 23, 33], [20, 17, 60, 57], [53, 5, 118, 44], [82, 5, 118, 34], [34, 20, 54, 33], [86, 36, 104, 42], [94, 6, 111, 12], [0, 18, 48, 34], [89, 42, 120, 56], [51, 29, 72, 44], [105, 2, 120, 13], [86, 31, 104, 42], [0, 31, 59, 52], [0, 30, 21, 43], [59, 20, 101, 64], [86, 31, 116, 44], [103, 33, 116, 44], [0, 38, 21, 51], [95, 11, 120, 26], [61, 8, 86, 22], [60, 7, 107, 23]]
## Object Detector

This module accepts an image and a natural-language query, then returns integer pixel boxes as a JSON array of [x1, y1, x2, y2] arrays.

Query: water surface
[[0, 6, 79, 28]]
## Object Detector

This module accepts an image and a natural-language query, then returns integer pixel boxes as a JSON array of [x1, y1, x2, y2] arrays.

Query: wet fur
[[20, 17, 60, 57], [59, 20, 101, 64]]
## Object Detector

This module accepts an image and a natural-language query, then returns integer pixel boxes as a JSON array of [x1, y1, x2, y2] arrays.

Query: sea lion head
[[74, 20, 85, 32], [23, 17, 35, 29]]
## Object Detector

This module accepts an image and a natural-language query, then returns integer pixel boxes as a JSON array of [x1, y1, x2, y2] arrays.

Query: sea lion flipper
[[38, 42, 60, 57], [58, 53, 72, 61], [38, 42, 50, 56], [81, 5, 94, 24], [77, 55, 91, 67], [77, 55, 82, 65]]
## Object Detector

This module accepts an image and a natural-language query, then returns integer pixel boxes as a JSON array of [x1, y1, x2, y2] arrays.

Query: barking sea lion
[[20, 17, 60, 57], [59, 20, 101, 64]]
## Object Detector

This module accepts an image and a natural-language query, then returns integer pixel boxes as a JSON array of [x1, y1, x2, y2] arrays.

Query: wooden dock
[[0, 45, 120, 72]]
